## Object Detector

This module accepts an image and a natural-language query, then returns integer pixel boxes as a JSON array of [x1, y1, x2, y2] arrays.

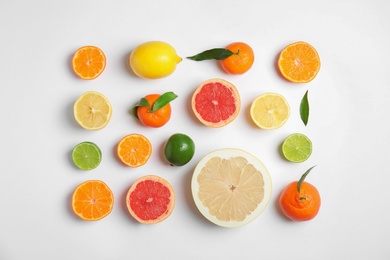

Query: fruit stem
[[297, 165, 317, 197]]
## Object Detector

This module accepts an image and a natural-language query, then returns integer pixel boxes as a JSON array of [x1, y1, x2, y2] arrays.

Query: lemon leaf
[[300, 90, 310, 126], [151, 92, 178, 112], [131, 98, 150, 119], [297, 165, 317, 195], [187, 48, 235, 61]]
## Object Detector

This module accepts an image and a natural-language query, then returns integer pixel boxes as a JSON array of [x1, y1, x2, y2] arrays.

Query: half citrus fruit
[[72, 180, 114, 221], [73, 91, 112, 130], [72, 46, 106, 80], [191, 148, 272, 228], [191, 78, 240, 128], [282, 133, 312, 163], [126, 175, 175, 224], [72, 141, 102, 170], [278, 41, 320, 83], [250, 92, 290, 129], [117, 134, 152, 167]]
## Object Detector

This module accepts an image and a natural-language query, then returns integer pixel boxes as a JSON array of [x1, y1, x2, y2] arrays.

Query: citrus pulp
[[250, 92, 290, 129], [126, 175, 175, 224], [117, 134, 152, 167], [282, 133, 312, 162], [72, 180, 114, 221], [72, 141, 102, 170], [72, 46, 106, 80], [73, 91, 112, 130], [192, 78, 240, 128], [278, 41, 321, 83], [191, 148, 272, 228]]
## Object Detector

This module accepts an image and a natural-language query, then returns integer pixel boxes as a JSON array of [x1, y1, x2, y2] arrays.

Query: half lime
[[72, 142, 102, 170], [282, 133, 312, 163]]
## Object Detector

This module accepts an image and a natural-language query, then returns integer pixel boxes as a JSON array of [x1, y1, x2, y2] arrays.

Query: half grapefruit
[[191, 148, 272, 228], [191, 78, 240, 128], [126, 175, 175, 224]]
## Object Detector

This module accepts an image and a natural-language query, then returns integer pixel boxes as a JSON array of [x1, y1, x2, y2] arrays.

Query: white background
[[1, 0, 389, 259]]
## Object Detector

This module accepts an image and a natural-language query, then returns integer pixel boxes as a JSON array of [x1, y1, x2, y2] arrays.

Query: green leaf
[[297, 165, 317, 194], [131, 98, 150, 119], [187, 48, 235, 61], [150, 91, 178, 112], [300, 90, 310, 126]]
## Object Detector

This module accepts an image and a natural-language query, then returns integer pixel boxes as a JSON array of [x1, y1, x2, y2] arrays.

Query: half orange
[[117, 134, 152, 167], [278, 41, 320, 83], [72, 180, 114, 221], [72, 46, 106, 80]]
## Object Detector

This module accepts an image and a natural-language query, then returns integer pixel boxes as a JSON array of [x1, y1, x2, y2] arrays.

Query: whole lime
[[164, 133, 195, 166]]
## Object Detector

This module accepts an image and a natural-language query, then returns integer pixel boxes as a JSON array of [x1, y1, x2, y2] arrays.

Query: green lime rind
[[164, 133, 195, 166], [282, 133, 312, 163], [72, 141, 102, 170]]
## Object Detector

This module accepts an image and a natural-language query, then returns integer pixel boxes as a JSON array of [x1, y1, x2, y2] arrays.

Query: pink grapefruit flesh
[[126, 175, 175, 224], [191, 78, 240, 128]]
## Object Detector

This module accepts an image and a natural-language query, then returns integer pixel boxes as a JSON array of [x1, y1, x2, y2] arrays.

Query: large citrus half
[[126, 175, 175, 224], [191, 78, 240, 128], [191, 148, 272, 228]]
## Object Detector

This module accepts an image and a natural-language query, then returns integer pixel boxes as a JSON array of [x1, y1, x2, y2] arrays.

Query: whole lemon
[[164, 133, 195, 166], [129, 41, 182, 79]]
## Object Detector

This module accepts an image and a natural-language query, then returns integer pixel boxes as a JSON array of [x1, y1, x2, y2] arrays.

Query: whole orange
[[220, 42, 254, 75], [279, 180, 321, 221], [137, 94, 171, 128]]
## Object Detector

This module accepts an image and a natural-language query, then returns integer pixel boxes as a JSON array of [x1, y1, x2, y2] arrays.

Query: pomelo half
[[126, 175, 175, 224], [191, 78, 240, 128], [191, 148, 272, 228]]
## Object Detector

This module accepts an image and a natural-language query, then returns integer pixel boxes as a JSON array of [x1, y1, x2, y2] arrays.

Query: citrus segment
[[192, 78, 240, 128], [72, 142, 102, 170], [117, 134, 152, 167], [191, 148, 272, 228], [250, 92, 290, 129], [278, 41, 320, 83], [72, 180, 114, 221], [282, 133, 312, 162], [126, 175, 175, 224], [129, 41, 182, 79], [73, 91, 112, 130], [72, 46, 106, 80], [221, 42, 255, 75]]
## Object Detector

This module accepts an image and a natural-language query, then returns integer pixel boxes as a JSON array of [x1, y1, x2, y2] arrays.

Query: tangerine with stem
[[279, 166, 321, 221]]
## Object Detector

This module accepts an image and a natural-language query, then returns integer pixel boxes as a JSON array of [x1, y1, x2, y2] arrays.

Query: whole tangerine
[[279, 166, 321, 221], [137, 94, 171, 128], [220, 42, 254, 75]]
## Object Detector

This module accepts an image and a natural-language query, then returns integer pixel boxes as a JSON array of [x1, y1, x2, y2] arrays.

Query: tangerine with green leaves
[[133, 92, 178, 128]]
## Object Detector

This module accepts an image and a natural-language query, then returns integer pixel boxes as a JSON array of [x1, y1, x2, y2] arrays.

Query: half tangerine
[[278, 41, 320, 83], [117, 134, 152, 167], [71, 180, 114, 221], [72, 46, 106, 80]]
